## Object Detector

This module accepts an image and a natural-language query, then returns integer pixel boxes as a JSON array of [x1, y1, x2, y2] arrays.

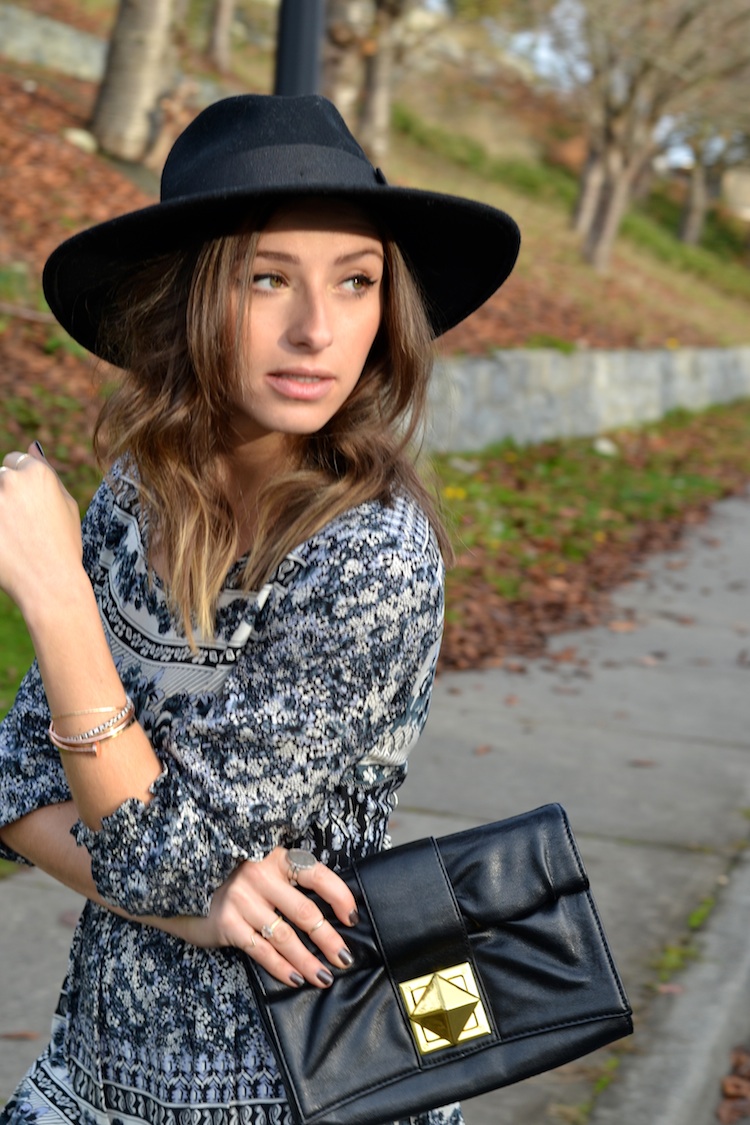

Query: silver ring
[[261, 915, 283, 941], [308, 918, 326, 934], [286, 848, 317, 885]]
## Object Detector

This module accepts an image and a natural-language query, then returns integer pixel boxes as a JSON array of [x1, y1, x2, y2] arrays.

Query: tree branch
[[0, 302, 56, 325]]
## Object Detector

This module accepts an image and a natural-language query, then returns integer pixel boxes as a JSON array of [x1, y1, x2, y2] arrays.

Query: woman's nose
[[287, 287, 333, 350]]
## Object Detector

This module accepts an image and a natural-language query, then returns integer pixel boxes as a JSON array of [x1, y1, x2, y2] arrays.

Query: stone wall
[[0, 4, 106, 81], [425, 346, 750, 452]]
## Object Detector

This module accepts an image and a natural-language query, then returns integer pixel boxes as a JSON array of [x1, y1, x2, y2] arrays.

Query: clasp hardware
[[399, 962, 491, 1055]]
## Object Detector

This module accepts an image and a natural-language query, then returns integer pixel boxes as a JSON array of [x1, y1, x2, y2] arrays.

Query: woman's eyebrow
[[335, 248, 384, 265], [254, 250, 300, 263]]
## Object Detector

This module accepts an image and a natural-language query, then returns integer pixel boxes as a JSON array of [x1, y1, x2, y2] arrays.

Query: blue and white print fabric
[[0, 463, 461, 1125]]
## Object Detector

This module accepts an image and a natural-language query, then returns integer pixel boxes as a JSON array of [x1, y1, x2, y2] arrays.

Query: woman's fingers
[[251, 849, 358, 966], [2, 451, 32, 470], [251, 912, 338, 987], [0, 442, 83, 610], [282, 847, 360, 928], [225, 850, 360, 988], [27, 440, 46, 463]]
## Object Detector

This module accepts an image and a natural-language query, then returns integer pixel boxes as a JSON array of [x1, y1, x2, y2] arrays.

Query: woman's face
[[229, 200, 384, 445]]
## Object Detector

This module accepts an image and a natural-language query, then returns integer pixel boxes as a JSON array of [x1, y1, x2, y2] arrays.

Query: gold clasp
[[399, 962, 491, 1055]]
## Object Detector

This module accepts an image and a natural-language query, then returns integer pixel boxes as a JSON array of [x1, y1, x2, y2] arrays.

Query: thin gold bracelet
[[48, 696, 136, 755], [53, 714, 138, 756], [51, 704, 121, 721]]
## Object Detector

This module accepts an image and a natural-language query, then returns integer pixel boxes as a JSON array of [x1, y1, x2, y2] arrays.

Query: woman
[[0, 94, 520, 1125]]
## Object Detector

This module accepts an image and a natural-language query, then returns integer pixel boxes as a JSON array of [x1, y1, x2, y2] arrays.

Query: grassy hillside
[[0, 12, 749, 690], [4, 0, 749, 353]]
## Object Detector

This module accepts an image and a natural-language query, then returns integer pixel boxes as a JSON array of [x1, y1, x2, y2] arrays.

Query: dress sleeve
[[74, 501, 445, 916], [0, 477, 115, 863]]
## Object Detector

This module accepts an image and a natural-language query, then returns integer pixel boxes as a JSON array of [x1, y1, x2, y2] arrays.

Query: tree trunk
[[208, 0, 236, 74], [572, 148, 606, 238], [358, 5, 398, 164], [323, 0, 373, 129], [172, 0, 189, 44], [91, 0, 175, 162], [582, 147, 633, 272], [679, 159, 708, 245]]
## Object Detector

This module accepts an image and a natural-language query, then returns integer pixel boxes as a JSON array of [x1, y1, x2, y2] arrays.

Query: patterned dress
[[0, 464, 462, 1125]]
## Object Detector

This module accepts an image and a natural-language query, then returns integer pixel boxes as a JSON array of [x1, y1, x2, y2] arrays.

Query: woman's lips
[[266, 371, 335, 401]]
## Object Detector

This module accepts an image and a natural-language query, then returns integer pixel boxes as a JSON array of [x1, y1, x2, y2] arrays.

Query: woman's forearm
[[0, 452, 162, 831], [1, 802, 108, 902], [0, 803, 192, 937], [22, 570, 163, 830]]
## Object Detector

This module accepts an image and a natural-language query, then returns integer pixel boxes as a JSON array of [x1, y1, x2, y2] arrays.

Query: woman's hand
[[164, 846, 359, 989], [0, 442, 83, 616], [2, 813, 357, 993]]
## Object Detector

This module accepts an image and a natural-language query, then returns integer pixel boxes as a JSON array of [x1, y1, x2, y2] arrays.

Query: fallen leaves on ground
[[439, 507, 708, 669], [717, 1048, 750, 1122], [2, 67, 750, 674]]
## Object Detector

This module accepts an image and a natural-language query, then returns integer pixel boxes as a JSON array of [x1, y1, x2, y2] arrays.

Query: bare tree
[[358, 0, 413, 163], [550, 0, 750, 270], [323, 0, 417, 163], [673, 95, 750, 245], [323, 0, 372, 126], [91, 0, 176, 162], [208, 0, 237, 74]]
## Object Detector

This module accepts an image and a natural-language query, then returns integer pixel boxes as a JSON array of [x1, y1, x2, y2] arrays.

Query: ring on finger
[[261, 915, 284, 941], [248, 928, 257, 949], [286, 848, 318, 885], [14, 454, 29, 467], [308, 917, 326, 935]]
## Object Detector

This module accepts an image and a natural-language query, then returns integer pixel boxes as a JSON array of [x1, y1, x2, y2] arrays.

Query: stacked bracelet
[[48, 696, 136, 755]]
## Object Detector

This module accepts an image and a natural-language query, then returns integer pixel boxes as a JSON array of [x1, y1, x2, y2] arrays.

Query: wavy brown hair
[[94, 204, 452, 645]]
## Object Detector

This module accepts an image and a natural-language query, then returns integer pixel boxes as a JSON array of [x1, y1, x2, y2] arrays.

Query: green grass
[[431, 400, 750, 612], [393, 102, 578, 208], [621, 211, 750, 302], [4, 389, 102, 507], [1, 399, 750, 707], [639, 186, 749, 262], [0, 594, 34, 719], [0, 260, 95, 357], [392, 104, 750, 298], [523, 333, 578, 354], [688, 896, 715, 930]]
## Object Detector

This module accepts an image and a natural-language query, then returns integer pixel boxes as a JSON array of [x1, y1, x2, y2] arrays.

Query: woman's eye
[[252, 273, 286, 290], [343, 275, 376, 293]]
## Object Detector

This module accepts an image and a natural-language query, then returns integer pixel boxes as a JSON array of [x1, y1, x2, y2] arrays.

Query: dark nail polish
[[290, 972, 305, 988], [317, 968, 334, 987], [33, 441, 45, 458], [338, 949, 354, 968], [348, 909, 360, 927]]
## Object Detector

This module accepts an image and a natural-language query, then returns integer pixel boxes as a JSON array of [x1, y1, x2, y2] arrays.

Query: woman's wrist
[[20, 562, 95, 641]]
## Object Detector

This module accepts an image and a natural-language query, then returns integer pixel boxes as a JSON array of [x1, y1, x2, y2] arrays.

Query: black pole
[[273, 0, 325, 96]]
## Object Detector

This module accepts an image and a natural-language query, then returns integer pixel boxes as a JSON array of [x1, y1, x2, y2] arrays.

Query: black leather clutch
[[242, 804, 633, 1125]]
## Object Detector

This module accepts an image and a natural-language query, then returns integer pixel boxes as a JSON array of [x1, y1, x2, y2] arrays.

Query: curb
[[591, 847, 750, 1125]]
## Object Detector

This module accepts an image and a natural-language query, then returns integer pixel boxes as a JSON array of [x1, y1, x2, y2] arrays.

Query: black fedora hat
[[43, 94, 520, 360]]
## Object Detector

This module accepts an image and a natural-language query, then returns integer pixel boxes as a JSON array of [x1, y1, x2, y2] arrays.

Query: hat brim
[[43, 182, 520, 362]]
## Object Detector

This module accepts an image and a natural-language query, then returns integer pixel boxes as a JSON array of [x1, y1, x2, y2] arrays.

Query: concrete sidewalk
[[2, 493, 749, 1123], [392, 491, 750, 1124]]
